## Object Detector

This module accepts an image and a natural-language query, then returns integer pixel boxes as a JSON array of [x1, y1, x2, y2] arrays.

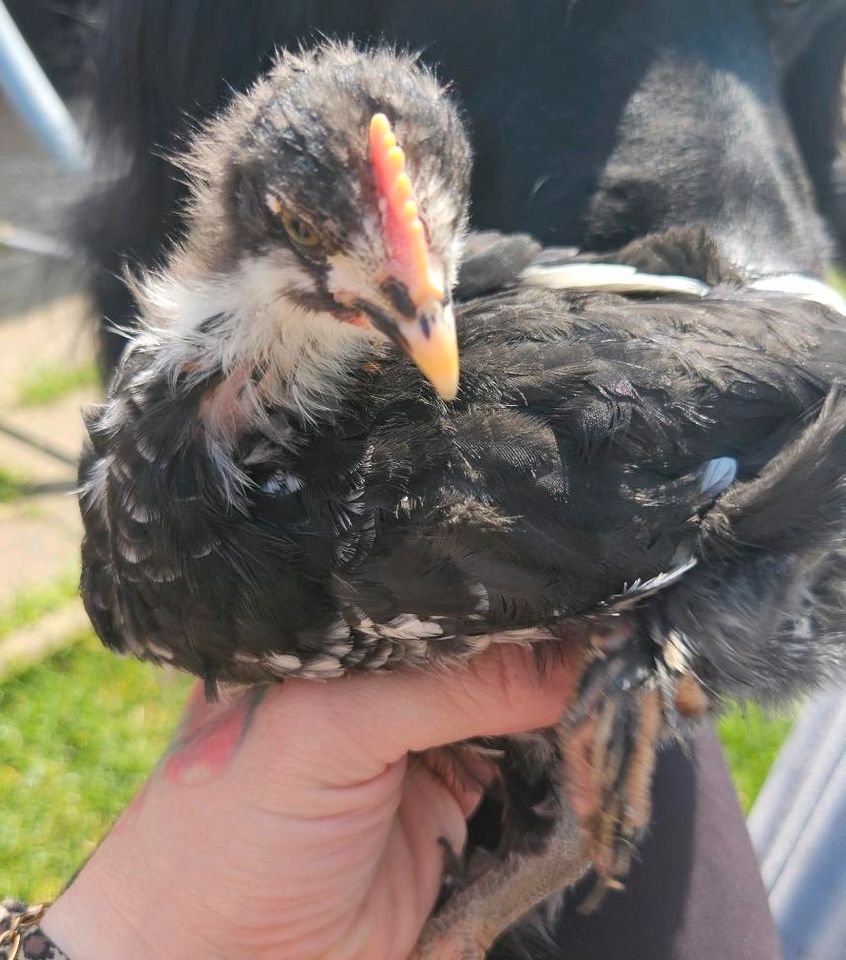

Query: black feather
[[80, 270, 846, 698]]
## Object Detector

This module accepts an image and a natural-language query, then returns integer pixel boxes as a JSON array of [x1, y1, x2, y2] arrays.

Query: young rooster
[[79, 44, 846, 958]]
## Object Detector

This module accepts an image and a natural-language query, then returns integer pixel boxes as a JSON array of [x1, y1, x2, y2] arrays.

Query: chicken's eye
[[281, 213, 321, 248]]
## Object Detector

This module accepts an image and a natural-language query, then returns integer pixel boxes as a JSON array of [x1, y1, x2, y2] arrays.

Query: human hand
[[43, 642, 576, 960]]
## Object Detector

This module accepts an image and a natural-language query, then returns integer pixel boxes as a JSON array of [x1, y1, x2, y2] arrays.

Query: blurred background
[[0, 0, 826, 907], [0, 0, 193, 902]]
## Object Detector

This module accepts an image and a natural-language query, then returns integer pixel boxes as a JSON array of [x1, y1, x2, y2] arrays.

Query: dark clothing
[[495, 729, 782, 960]]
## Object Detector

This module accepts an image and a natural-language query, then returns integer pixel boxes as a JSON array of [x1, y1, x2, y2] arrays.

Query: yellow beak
[[396, 299, 459, 401]]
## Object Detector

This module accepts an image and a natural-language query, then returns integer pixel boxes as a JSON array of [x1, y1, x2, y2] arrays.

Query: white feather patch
[[521, 262, 711, 298], [137, 249, 375, 428], [749, 274, 846, 316], [604, 556, 699, 612]]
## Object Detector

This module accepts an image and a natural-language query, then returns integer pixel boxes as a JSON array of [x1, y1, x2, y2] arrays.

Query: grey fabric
[[749, 688, 846, 960]]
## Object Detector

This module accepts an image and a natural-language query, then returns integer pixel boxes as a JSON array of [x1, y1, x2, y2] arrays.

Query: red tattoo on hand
[[163, 685, 267, 785]]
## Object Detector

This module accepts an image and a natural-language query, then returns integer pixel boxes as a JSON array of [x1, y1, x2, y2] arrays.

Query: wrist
[[41, 829, 208, 960]]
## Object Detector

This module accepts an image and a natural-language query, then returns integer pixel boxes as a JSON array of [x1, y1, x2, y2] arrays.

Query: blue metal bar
[[0, 0, 88, 171], [0, 220, 75, 258]]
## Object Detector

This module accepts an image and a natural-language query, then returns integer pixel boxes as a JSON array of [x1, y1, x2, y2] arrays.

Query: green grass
[[16, 361, 99, 408], [0, 632, 190, 903], [718, 703, 794, 813], [0, 466, 28, 504], [0, 573, 80, 640], [828, 267, 846, 296]]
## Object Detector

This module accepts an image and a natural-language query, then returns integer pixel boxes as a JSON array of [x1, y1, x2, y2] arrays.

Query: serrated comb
[[369, 113, 445, 306]]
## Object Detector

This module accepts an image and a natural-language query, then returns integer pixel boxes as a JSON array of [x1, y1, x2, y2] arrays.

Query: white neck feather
[[133, 249, 374, 426]]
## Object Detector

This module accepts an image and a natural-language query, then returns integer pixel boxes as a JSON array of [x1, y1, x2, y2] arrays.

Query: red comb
[[369, 113, 444, 306]]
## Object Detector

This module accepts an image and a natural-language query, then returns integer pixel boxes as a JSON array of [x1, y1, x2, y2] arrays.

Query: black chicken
[[78, 45, 846, 957]]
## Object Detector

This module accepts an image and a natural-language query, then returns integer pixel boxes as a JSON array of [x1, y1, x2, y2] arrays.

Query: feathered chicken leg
[[413, 798, 587, 960], [413, 620, 709, 959]]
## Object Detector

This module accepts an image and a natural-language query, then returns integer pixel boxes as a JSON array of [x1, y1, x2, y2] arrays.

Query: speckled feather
[[78, 229, 846, 958], [74, 44, 846, 951], [73, 35, 846, 960], [80, 267, 846, 695]]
